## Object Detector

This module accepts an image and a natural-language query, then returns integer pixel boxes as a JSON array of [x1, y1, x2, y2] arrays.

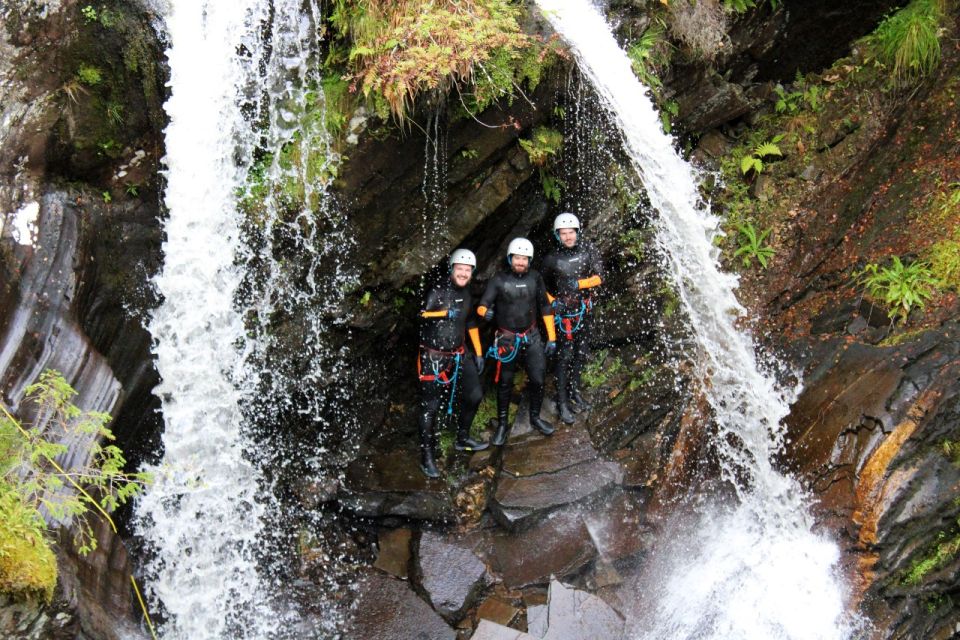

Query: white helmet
[[507, 237, 534, 259], [553, 212, 580, 231], [449, 248, 477, 268]]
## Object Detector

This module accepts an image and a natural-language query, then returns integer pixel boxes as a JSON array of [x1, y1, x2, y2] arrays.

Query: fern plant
[[856, 256, 937, 322], [740, 135, 784, 176], [733, 222, 775, 268]]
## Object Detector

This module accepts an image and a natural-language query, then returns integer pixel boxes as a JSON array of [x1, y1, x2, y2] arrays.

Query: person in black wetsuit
[[541, 213, 603, 425], [417, 248, 488, 479], [478, 237, 558, 446]]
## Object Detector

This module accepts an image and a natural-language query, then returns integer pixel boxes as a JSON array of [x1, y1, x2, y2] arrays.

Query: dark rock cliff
[[4, 0, 957, 638]]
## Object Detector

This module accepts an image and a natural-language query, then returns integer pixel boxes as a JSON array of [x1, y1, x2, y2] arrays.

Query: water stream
[[133, 1, 345, 637], [533, 1, 857, 638]]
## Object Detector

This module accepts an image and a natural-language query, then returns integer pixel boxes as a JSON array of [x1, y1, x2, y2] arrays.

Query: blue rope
[[486, 332, 528, 364], [427, 352, 462, 415], [554, 299, 588, 336]]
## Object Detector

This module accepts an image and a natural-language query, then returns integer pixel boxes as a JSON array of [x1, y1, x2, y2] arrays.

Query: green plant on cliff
[[519, 126, 565, 204], [733, 222, 775, 269], [925, 239, 960, 291], [627, 21, 669, 90], [328, 0, 554, 122], [867, 0, 947, 85], [0, 370, 150, 601], [519, 126, 563, 166], [739, 136, 783, 176], [856, 256, 937, 322], [76, 63, 102, 86], [902, 523, 960, 586]]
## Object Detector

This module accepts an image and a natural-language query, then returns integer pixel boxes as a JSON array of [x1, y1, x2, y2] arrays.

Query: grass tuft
[[868, 0, 947, 85]]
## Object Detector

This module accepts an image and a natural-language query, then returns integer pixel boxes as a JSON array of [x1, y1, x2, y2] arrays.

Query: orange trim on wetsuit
[[421, 309, 449, 319], [546, 292, 556, 303], [468, 327, 483, 356], [477, 305, 489, 318], [577, 275, 602, 290], [543, 315, 557, 342]]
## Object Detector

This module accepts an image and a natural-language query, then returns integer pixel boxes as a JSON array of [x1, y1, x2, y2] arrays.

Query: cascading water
[[533, 2, 858, 638], [134, 1, 351, 637]]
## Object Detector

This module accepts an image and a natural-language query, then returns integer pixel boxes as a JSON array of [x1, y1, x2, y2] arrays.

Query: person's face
[[558, 228, 578, 248], [451, 263, 473, 287], [511, 254, 530, 274]]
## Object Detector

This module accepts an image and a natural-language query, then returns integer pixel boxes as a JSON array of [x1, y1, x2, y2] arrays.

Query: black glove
[[483, 307, 495, 322], [544, 341, 557, 356], [473, 355, 485, 375]]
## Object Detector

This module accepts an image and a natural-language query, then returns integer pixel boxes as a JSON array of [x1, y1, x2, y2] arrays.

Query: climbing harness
[[486, 324, 536, 383], [417, 345, 464, 415], [553, 296, 593, 341]]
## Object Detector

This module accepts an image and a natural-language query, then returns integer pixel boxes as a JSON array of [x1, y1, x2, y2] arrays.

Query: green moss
[[76, 64, 102, 86], [0, 482, 57, 602], [902, 525, 960, 586], [583, 350, 625, 389]]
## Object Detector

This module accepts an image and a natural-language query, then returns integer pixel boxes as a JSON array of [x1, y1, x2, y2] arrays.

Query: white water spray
[[134, 2, 273, 637], [534, 2, 856, 638]]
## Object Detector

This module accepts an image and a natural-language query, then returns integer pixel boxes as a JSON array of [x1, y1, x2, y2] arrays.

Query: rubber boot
[[528, 384, 555, 436], [556, 394, 575, 425], [418, 413, 440, 478], [492, 407, 511, 446], [570, 388, 592, 412], [530, 413, 555, 436], [455, 424, 489, 452]]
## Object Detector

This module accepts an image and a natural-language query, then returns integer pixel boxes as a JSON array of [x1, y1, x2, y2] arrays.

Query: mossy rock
[[0, 524, 57, 603]]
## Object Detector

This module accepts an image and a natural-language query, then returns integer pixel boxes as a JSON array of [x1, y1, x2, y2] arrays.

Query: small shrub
[[868, 0, 946, 85], [76, 64, 102, 86], [627, 22, 668, 89], [519, 126, 563, 166], [668, 0, 728, 60], [856, 256, 937, 322], [0, 370, 150, 600], [733, 222, 775, 269], [925, 240, 960, 290]]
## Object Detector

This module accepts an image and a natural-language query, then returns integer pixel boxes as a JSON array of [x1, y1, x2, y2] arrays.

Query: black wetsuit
[[478, 268, 552, 419], [541, 241, 603, 403], [418, 279, 482, 447]]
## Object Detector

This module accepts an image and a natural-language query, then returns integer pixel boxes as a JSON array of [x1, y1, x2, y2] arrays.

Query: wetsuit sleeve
[[577, 275, 602, 290], [579, 244, 603, 289], [468, 328, 483, 356], [420, 288, 449, 319], [541, 254, 558, 297], [536, 273, 557, 342], [477, 276, 498, 318]]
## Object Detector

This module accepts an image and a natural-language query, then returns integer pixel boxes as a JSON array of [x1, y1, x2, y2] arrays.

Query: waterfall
[[533, 2, 857, 638], [134, 0, 346, 637]]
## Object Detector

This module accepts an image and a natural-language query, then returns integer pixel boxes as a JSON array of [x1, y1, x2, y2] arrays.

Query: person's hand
[[544, 341, 557, 356], [483, 307, 495, 322], [474, 355, 485, 375]]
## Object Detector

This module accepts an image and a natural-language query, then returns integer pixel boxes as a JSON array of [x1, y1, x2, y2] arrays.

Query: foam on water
[[533, 1, 857, 637]]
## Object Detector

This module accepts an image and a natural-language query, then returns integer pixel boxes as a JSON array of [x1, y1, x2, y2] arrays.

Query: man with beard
[[478, 237, 557, 446], [417, 248, 488, 478], [541, 213, 603, 424]]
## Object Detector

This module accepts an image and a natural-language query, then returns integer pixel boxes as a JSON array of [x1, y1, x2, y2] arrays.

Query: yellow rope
[[130, 574, 159, 640]]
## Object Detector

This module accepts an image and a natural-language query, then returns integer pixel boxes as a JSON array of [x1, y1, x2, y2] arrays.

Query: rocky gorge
[[1, 0, 959, 639]]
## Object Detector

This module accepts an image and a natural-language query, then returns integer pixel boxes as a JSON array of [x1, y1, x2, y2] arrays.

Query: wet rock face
[[491, 426, 624, 530], [416, 531, 490, 622], [785, 324, 960, 639], [345, 572, 456, 640]]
